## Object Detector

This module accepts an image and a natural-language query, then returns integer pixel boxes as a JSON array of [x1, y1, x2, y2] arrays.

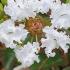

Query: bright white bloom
[[14, 42, 40, 68], [50, 4, 70, 29], [4, 0, 60, 21], [0, 19, 28, 48], [41, 26, 70, 57]]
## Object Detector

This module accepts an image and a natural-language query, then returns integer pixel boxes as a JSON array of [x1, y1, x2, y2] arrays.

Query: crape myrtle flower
[[0, 0, 70, 69], [13, 16, 45, 69], [4, 0, 60, 21], [41, 26, 70, 57], [14, 42, 40, 70], [0, 19, 28, 48], [50, 3, 70, 29]]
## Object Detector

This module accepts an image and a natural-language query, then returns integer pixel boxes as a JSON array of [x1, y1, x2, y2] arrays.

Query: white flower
[[14, 42, 40, 68], [41, 26, 70, 57], [50, 4, 70, 29], [4, 0, 60, 21], [0, 19, 28, 48]]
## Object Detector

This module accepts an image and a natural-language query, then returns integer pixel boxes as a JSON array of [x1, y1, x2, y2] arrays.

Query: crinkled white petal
[[4, 0, 60, 21], [41, 38, 58, 57], [0, 19, 28, 48], [14, 42, 40, 68], [50, 4, 70, 29], [41, 26, 70, 57]]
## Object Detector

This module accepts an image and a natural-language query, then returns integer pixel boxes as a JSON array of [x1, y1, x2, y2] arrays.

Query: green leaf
[[0, 3, 4, 19], [23, 34, 32, 44], [37, 13, 51, 26], [64, 0, 67, 3], [30, 50, 64, 70], [65, 0, 70, 3], [0, 3, 3, 12], [0, 19, 4, 23], [4, 48, 16, 70], [1, 0, 7, 5]]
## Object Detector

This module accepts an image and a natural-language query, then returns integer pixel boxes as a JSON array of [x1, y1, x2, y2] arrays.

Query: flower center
[[25, 17, 45, 36]]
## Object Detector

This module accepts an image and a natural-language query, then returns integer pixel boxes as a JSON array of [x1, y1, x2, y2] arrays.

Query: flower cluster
[[0, 0, 70, 70]]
